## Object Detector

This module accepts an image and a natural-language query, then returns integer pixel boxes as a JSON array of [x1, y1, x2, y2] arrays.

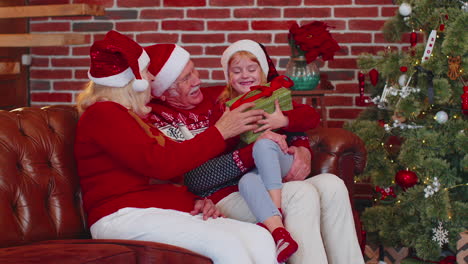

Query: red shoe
[[272, 227, 298, 263]]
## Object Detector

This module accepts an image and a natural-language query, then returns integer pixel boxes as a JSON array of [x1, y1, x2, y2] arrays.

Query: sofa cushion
[[0, 243, 136, 264]]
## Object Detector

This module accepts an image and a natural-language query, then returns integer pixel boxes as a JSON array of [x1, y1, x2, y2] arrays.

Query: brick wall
[[29, 0, 401, 127]]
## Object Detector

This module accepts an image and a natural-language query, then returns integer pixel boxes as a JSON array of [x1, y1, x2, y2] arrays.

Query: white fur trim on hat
[[88, 67, 134, 87], [221, 39, 269, 83], [138, 49, 150, 73], [152, 45, 190, 97]]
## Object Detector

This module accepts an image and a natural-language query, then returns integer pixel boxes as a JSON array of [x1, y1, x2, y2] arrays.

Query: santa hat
[[145, 44, 190, 97], [88, 30, 150, 92], [221, 39, 270, 83]]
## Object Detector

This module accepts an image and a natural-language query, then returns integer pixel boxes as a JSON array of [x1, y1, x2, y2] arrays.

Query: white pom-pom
[[435, 111, 448, 124], [133, 79, 149, 92], [399, 3, 412, 16], [398, 74, 407, 87]]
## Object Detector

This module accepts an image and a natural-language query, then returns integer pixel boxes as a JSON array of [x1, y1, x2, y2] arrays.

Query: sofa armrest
[[307, 127, 367, 197], [39, 239, 213, 264]]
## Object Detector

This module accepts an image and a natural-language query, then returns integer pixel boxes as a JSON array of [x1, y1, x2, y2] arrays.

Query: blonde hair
[[76, 81, 151, 118], [218, 51, 268, 103]]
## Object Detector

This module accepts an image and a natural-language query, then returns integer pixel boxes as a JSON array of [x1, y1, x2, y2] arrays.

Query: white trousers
[[216, 173, 365, 264], [90, 207, 277, 264]]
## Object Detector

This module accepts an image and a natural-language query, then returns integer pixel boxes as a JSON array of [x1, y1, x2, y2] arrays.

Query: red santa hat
[[88, 30, 150, 92], [221, 39, 270, 83], [145, 44, 190, 97]]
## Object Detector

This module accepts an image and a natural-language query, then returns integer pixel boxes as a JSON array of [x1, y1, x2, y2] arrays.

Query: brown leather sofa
[[0, 105, 367, 264]]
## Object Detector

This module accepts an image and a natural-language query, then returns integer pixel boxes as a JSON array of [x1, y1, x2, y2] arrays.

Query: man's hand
[[254, 100, 289, 133], [257, 130, 289, 153], [215, 102, 264, 139], [283, 146, 311, 182], [190, 198, 224, 220]]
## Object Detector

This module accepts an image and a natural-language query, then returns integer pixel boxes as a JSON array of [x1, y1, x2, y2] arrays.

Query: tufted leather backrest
[[0, 105, 89, 248]]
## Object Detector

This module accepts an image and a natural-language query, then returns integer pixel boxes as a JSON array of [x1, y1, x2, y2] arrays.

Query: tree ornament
[[369, 68, 379, 86], [424, 177, 440, 198], [398, 74, 407, 86], [447, 56, 461, 80], [435, 111, 448, 124], [410, 31, 417, 47], [432, 221, 449, 248], [439, 24, 445, 31], [399, 3, 412, 16], [421, 30, 437, 63], [400, 66, 407, 72], [395, 169, 418, 191], [462, 86, 468, 115], [375, 186, 396, 200], [356, 72, 371, 106]]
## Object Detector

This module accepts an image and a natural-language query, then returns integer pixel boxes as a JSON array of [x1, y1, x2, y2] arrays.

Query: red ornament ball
[[395, 169, 418, 191], [400, 66, 408, 72]]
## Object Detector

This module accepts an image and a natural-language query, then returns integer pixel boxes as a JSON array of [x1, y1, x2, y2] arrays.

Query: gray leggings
[[238, 138, 294, 223]]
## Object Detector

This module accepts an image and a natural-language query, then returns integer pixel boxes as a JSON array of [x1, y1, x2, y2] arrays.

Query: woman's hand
[[257, 130, 289, 153], [255, 100, 289, 133], [190, 198, 224, 220]]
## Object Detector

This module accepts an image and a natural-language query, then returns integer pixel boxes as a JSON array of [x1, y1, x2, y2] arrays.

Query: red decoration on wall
[[395, 169, 418, 191], [462, 86, 468, 115], [369, 68, 379, 86], [355, 72, 372, 106]]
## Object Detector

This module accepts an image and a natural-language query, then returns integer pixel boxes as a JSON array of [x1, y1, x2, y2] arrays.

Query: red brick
[[54, 81, 88, 91], [75, 70, 89, 79], [31, 58, 49, 67], [188, 9, 230, 18], [97, 10, 139, 20], [327, 120, 345, 128], [334, 33, 372, 43], [234, 8, 280, 18], [262, 45, 290, 56], [136, 33, 179, 44], [117, 0, 161, 7], [211, 0, 254, 6], [117, 21, 158, 32], [258, 0, 300, 6], [51, 16, 94, 21], [30, 69, 72, 79], [162, 20, 204, 31], [31, 47, 70, 56], [74, 0, 114, 8], [181, 34, 225, 43], [211, 70, 225, 81], [355, 0, 393, 4], [73, 46, 92, 56], [208, 21, 249, 31], [184, 46, 204, 55], [326, 70, 354, 81], [335, 83, 360, 93], [227, 33, 272, 44], [197, 69, 210, 80], [382, 7, 398, 17], [325, 96, 353, 106], [328, 58, 357, 69], [140, 9, 184, 19], [351, 45, 388, 55], [329, 108, 362, 119], [349, 19, 386, 31], [192, 57, 221, 68], [30, 81, 50, 91], [284, 8, 331, 18], [29, 0, 68, 4], [30, 22, 70, 32], [164, 0, 206, 6], [52, 58, 89, 67], [73, 22, 113, 32], [31, 92, 72, 102], [252, 20, 295, 30], [305, 0, 351, 4], [335, 7, 378, 17], [205, 45, 229, 55]]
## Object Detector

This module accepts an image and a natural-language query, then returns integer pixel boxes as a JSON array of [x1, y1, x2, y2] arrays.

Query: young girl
[[220, 39, 321, 263]]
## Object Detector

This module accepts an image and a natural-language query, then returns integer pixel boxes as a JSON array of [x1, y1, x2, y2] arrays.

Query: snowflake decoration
[[432, 221, 449, 247], [424, 177, 440, 198]]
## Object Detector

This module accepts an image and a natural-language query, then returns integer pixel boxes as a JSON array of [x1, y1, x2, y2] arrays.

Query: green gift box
[[226, 85, 293, 144]]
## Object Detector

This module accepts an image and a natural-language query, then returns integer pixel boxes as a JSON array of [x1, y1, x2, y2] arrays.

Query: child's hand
[[257, 130, 289, 153], [254, 100, 289, 133], [190, 198, 224, 220]]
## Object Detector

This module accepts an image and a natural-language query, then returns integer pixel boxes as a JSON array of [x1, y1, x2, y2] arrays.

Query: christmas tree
[[344, 0, 467, 262]]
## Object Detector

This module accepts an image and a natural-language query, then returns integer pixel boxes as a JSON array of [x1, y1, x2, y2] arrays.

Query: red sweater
[[74, 101, 227, 227]]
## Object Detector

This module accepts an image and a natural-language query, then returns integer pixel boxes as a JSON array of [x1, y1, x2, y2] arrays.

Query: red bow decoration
[[375, 186, 396, 200], [230, 75, 294, 110]]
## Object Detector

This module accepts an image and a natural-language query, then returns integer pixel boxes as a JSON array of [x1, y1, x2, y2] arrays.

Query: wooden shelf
[[0, 33, 87, 47], [0, 4, 105, 18]]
